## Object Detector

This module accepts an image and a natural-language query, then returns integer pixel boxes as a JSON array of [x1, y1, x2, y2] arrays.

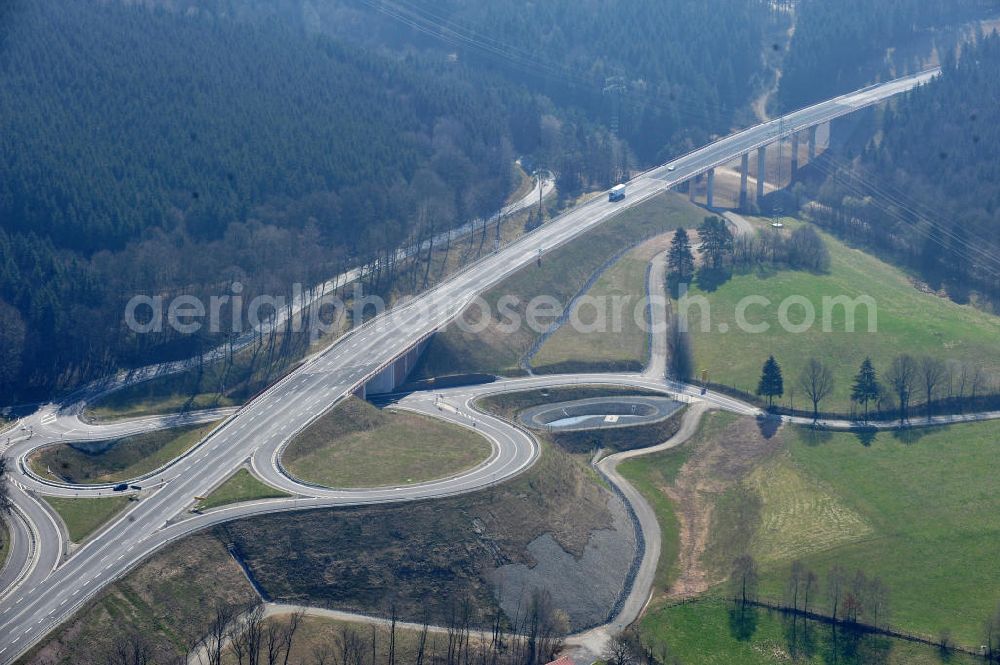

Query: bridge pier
[[706, 168, 715, 209], [739, 152, 749, 211], [357, 335, 432, 399], [808, 125, 818, 161], [791, 132, 800, 178], [688, 175, 697, 203], [756, 146, 766, 202]]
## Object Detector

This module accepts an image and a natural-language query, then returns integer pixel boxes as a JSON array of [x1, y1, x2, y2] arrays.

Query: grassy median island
[[282, 397, 493, 489], [0, 519, 10, 572], [530, 235, 667, 374], [29, 421, 220, 485], [195, 468, 290, 511], [684, 219, 999, 413], [43, 495, 132, 543], [413, 191, 705, 379], [27, 411, 628, 659]]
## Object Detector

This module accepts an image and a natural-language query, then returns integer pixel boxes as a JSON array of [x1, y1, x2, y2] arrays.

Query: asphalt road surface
[[0, 70, 946, 664]]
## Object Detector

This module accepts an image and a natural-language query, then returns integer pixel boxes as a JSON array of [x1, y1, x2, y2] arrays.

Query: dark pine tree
[[667, 227, 695, 280], [851, 357, 880, 422], [757, 355, 784, 409]]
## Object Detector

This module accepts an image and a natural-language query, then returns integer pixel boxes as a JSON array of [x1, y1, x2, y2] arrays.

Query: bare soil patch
[[659, 413, 785, 600]]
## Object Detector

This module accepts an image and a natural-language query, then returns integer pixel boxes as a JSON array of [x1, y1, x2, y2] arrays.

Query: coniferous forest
[[776, 0, 993, 111], [0, 0, 781, 400], [808, 33, 1000, 307], [2, 0, 997, 400]]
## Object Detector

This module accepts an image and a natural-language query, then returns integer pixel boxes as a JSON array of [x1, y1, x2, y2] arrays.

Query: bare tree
[[798, 359, 834, 421], [527, 590, 568, 664], [280, 609, 305, 665], [415, 619, 429, 665], [867, 576, 890, 630], [387, 604, 397, 665], [310, 644, 332, 665], [984, 603, 1000, 664], [229, 601, 266, 665], [264, 621, 285, 665], [802, 569, 818, 615], [970, 364, 987, 406], [730, 555, 759, 607], [920, 357, 947, 420], [827, 565, 847, 621], [602, 633, 636, 665], [335, 624, 365, 665], [197, 602, 236, 665], [885, 354, 918, 423], [105, 631, 153, 665], [786, 560, 805, 611]]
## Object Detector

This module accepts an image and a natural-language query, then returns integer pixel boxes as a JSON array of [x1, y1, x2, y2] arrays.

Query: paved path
[[644, 249, 670, 380], [0, 70, 948, 664], [564, 403, 709, 662]]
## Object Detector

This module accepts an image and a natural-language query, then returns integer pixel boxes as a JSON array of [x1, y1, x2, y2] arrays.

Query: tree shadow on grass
[[756, 414, 781, 439], [695, 267, 732, 292], [891, 424, 947, 445], [853, 427, 878, 447], [783, 615, 818, 662], [728, 604, 758, 642], [799, 426, 833, 447], [667, 276, 692, 300]]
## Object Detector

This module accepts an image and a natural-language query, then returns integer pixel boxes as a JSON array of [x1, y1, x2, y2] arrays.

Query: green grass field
[[685, 220, 999, 413], [414, 191, 706, 379], [195, 469, 290, 511], [622, 408, 1000, 649], [44, 495, 132, 543], [283, 398, 492, 488], [29, 421, 220, 484], [754, 420, 1000, 645], [640, 599, 975, 665], [530, 237, 661, 373]]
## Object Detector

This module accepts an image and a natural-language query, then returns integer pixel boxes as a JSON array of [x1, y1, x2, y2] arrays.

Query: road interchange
[[0, 68, 961, 664]]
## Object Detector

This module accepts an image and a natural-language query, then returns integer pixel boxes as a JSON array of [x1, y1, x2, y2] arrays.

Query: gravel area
[[489, 494, 637, 631]]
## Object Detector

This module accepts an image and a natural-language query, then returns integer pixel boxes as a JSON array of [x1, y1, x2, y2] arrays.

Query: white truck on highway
[[609, 184, 626, 202]]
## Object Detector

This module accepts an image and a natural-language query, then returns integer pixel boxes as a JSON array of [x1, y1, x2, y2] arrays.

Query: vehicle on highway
[[667, 165, 676, 171], [609, 184, 626, 202], [112, 483, 128, 492]]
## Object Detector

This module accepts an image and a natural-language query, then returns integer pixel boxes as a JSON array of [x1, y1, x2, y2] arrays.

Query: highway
[[0, 70, 943, 664], [27, 173, 557, 420]]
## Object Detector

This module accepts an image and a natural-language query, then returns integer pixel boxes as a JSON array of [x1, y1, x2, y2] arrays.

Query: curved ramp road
[[0, 71, 946, 664]]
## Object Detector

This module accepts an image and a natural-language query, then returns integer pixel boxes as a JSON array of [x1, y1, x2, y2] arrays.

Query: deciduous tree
[[798, 358, 834, 421]]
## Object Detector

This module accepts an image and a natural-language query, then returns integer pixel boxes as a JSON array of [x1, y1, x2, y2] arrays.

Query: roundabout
[[519, 395, 684, 432]]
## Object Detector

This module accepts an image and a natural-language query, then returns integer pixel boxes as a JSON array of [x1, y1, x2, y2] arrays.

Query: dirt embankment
[[661, 414, 785, 600]]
